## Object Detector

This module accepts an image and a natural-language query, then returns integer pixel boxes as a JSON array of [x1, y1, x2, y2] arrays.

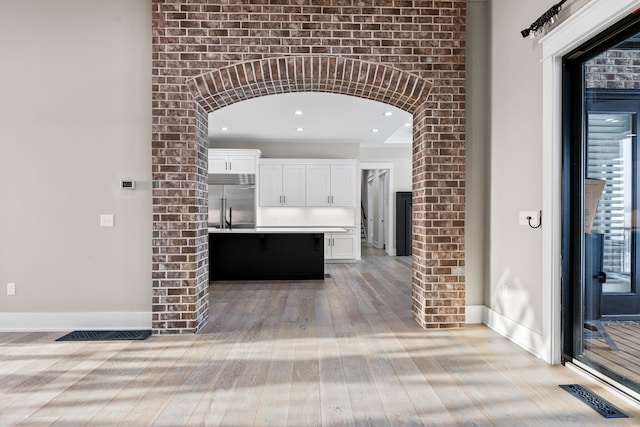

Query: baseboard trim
[[483, 307, 546, 360], [0, 312, 152, 332]]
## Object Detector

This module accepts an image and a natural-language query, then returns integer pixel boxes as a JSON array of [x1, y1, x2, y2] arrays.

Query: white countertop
[[208, 227, 350, 234]]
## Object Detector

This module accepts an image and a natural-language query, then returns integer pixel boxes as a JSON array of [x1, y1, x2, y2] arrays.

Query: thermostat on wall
[[121, 180, 136, 190]]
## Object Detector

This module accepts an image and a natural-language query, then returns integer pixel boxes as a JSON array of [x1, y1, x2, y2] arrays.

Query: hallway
[[1, 247, 639, 425]]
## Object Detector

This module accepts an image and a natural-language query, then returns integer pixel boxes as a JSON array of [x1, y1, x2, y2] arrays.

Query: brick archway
[[187, 56, 432, 112], [152, 54, 465, 334]]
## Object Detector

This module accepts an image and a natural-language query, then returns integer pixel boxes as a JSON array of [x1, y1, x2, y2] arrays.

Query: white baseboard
[[0, 312, 152, 332], [483, 307, 546, 360], [465, 305, 484, 324]]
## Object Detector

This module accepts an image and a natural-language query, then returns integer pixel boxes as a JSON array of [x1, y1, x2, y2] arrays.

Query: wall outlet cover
[[519, 211, 540, 226], [100, 214, 115, 227]]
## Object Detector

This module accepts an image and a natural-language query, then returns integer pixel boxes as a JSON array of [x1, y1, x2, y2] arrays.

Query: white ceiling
[[207, 92, 413, 147]]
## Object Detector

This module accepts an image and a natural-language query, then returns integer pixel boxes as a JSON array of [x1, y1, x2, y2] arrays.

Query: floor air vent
[[559, 384, 628, 418], [324, 273, 331, 279], [56, 330, 151, 342]]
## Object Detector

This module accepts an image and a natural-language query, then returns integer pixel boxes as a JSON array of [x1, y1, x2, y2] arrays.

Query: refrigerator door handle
[[220, 198, 226, 229]]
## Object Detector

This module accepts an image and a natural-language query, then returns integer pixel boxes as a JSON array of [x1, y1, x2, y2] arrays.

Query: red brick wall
[[151, 0, 466, 333]]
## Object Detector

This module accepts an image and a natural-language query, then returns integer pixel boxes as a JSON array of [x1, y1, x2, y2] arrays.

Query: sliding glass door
[[564, 14, 640, 393]]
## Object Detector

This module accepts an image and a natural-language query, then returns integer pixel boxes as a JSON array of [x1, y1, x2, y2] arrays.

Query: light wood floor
[[2, 246, 640, 426]]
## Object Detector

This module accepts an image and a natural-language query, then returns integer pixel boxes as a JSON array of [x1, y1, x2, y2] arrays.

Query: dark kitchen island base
[[209, 232, 324, 281]]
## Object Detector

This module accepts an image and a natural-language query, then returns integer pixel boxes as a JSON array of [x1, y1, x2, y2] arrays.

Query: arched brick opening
[[151, 55, 465, 334]]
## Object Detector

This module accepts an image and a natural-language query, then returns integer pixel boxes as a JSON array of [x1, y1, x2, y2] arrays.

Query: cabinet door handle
[[283, 195, 286, 204], [229, 162, 232, 170], [331, 195, 334, 204], [279, 195, 282, 204]]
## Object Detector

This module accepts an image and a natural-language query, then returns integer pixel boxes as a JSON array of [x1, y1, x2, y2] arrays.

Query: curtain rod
[[521, 0, 568, 39]]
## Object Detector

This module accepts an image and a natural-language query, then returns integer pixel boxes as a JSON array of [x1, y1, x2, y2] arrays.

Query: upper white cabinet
[[306, 164, 355, 207], [208, 149, 261, 174], [259, 158, 356, 209], [259, 163, 306, 207]]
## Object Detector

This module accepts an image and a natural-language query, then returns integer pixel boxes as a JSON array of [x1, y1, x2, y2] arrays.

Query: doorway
[[563, 13, 640, 394], [361, 164, 394, 256]]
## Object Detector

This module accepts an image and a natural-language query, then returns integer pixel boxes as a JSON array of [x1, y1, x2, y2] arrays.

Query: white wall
[[359, 146, 412, 193], [0, 0, 152, 328]]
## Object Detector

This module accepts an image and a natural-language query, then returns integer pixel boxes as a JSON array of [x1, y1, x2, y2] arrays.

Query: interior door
[[367, 178, 374, 243], [378, 171, 387, 250]]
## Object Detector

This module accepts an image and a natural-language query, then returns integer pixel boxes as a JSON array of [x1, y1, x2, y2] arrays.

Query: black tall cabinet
[[396, 191, 412, 256]]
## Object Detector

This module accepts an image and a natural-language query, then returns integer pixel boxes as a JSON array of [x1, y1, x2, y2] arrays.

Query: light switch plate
[[100, 214, 115, 227], [7, 282, 15, 296]]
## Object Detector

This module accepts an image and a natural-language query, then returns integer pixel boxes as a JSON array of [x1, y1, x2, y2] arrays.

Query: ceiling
[[207, 92, 413, 147]]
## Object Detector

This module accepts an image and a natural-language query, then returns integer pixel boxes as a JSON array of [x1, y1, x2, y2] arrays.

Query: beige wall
[[0, 0, 152, 318], [465, 0, 490, 308], [488, 0, 561, 333]]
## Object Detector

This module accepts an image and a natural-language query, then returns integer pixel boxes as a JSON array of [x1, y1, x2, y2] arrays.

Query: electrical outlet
[[100, 214, 115, 227], [7, 282, 16, 296], [519, 211, 540, 226]]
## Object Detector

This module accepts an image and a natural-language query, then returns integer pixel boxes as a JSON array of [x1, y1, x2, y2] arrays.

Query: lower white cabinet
[[324, 229, 357, 260]]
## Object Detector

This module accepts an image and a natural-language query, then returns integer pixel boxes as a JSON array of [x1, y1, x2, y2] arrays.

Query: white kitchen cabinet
[[306, 163, 355, 207], [259, 163, 305, 207], [208, 149, 260, 174], [324, 229, 357, 260]]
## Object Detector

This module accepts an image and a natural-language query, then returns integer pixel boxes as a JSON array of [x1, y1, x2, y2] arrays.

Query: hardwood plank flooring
[[2, 245, 640, 425]]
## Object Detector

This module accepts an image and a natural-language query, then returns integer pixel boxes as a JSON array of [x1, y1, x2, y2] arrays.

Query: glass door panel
[[564, 17, 640, 395], [586, 113, 633, 296]]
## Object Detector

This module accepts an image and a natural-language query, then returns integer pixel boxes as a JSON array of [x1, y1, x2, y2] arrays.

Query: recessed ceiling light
[[220, 127, 228, 131], [295, 110, 303, 115], [296, 127, 303, 132], [371, 128, 379, 133], [384, 112, 393, 117], [404, 122, 411, 127]]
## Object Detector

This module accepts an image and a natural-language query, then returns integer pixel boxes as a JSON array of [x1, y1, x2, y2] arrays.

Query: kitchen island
[[208, 227, 347, 281]]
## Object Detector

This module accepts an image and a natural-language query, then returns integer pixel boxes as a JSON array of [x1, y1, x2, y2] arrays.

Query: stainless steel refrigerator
[[207, 174, 255, 229]]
